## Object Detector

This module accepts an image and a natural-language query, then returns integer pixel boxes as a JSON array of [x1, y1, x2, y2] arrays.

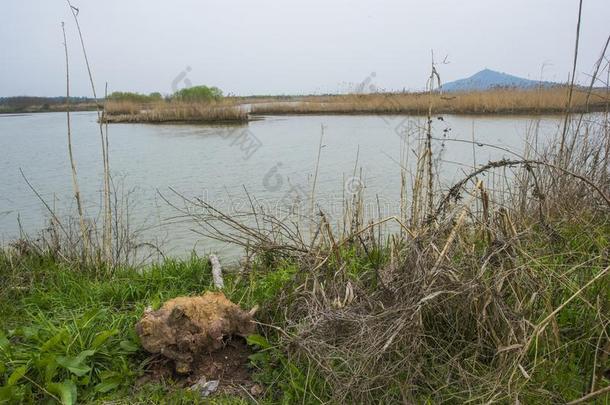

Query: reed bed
[[251, 86, 609, 115], [103, 100, 249, 123]]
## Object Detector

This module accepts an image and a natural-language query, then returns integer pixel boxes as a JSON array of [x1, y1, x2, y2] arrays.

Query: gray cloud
[[1, 0, 609, 97]]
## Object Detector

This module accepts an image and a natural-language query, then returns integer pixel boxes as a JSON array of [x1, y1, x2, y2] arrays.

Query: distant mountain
[[442, 69, 556, 92]]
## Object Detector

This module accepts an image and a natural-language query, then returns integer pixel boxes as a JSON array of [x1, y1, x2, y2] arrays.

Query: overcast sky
[[1, 0, 609, 97]]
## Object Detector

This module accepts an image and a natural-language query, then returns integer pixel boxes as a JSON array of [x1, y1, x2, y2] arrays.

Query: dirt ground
[[136, 336, 261, 398]]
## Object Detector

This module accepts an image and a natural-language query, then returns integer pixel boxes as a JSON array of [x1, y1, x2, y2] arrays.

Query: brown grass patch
[[103, 100, 249, 123], [251, 87, 609, 115]]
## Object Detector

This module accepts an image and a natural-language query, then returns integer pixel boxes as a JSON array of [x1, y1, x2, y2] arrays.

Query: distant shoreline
[[0, 104, 99, 115], [2, 87, 608, 121]]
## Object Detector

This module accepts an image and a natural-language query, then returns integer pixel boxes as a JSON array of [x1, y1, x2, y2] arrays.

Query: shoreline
[[3, 87, 608, 123], [0, 105, 99, 115], [3, 105, 605, 122], [101, 115, 252, 125], [250, 104, 608, 117]]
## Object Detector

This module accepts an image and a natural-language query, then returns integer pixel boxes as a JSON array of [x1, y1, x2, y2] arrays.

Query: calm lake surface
[[0, 111, 566, 259]]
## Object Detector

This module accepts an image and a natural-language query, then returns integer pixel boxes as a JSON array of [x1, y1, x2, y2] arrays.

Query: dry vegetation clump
[[136, 291, 256, 374], [280, 109, 609, 402], [11, 178, 160, 270], [307, 111, 607, 402], [103, 99, 148, 115], [250, 87, 609, 115], [103, 100, 249, 123]]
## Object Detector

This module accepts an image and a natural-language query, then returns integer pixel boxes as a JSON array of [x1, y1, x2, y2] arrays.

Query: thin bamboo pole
[[61, 21, 89, 260], [66, 0, 112, 264]]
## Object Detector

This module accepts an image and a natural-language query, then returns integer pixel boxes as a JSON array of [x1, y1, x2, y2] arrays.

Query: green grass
[[0, 255, 214, 403], [0, 253, 323, 404]]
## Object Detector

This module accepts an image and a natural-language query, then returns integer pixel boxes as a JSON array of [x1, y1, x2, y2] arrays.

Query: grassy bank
[[0, 252, 321, 403], [251, 87, 610, 115], [1, 213, 609, 403]]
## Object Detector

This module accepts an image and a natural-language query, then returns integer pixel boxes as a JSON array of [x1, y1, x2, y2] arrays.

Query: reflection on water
[[0, 111, 564, 258]]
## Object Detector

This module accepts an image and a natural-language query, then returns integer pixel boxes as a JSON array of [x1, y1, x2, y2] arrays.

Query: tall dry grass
[[251, 86, 609, 115], [103, 100, 248, 123]]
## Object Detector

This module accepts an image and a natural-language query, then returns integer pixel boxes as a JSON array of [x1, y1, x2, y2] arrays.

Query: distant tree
[[107, 92, 160, 103], [149, 92, 163, 101], [172, 86, 223, 102]]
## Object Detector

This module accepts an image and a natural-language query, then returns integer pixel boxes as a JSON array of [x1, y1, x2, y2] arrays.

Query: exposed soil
[[137, 336, 260, 398]]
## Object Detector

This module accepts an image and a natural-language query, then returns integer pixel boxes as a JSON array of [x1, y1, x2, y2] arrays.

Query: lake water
[[0, 111, 566, 259]]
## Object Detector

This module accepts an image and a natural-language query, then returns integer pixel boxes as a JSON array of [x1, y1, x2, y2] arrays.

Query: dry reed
[[66, 0, 113, 264], [61, 21, 89, 260], [250, 86, 609, 116], [103, 100, 249, 123]]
